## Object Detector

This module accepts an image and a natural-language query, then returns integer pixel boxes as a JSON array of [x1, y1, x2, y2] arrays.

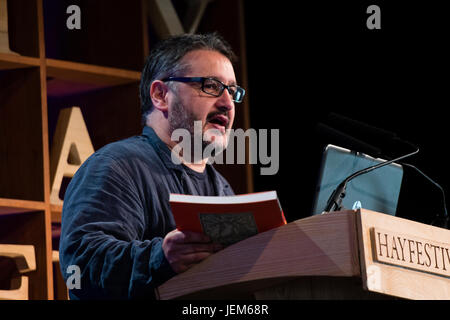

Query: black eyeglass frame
[[162, 77, 245, 103]]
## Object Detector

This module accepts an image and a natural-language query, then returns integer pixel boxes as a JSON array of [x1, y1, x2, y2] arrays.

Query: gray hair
[[139, 33, 237, 125]]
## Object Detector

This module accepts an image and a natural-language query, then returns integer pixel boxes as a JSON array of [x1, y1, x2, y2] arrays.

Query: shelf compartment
[[0, 67, 45, 202], [47, 83, 141, 205], [43, 0, 146, 71], [7, 0, 40, 57], [0, 210, 51, 299], [47, 83, 141, 151]]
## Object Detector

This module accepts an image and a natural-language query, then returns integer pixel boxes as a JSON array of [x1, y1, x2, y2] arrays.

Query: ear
[[150, 80, 170, 112]]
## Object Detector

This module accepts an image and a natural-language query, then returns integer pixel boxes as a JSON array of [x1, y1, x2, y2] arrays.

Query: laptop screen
[[312, 144, 403, 216]]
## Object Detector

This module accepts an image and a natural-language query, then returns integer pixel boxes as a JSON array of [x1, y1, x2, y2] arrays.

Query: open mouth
[[207, 114, 229, 129]]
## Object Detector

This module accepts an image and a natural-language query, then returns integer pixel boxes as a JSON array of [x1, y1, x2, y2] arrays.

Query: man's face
[[167, 50, 236, 159]]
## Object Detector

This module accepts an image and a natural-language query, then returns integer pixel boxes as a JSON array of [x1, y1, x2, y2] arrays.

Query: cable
[[400, 162, 449, 228]]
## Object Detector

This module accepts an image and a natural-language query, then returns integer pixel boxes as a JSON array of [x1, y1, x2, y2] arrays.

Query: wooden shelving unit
[[0, 0, 251, 299]]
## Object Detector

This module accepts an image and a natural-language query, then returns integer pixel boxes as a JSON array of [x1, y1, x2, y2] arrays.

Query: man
[[59, 33, 246, 299]]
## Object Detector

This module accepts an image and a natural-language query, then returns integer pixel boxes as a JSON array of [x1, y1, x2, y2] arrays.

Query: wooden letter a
[[50, 107, 94, 205]]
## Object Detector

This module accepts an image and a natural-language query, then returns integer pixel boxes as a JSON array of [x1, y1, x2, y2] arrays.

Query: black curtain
[[244, 1, 449, 225]]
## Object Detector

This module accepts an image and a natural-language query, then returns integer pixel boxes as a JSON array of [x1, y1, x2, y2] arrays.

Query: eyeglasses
[[162, 77, 246, 103]]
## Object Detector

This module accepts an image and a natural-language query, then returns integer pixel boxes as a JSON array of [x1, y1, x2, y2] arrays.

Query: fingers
[[167, 229, 212, 244], [175, 242, 221, 254], [162, 229, 223, 274], [175, 251, 214, 272]]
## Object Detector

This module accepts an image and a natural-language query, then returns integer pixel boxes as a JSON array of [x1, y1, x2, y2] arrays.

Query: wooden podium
[[156, 209, 450, 300]]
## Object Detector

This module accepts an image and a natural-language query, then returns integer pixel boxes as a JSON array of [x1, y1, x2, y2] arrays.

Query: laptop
[[312, 144, 403, 216]]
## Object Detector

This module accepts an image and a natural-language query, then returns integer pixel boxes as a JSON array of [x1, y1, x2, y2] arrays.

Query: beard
[[167, 95, 197, 138], [168, 95, 230, 163]]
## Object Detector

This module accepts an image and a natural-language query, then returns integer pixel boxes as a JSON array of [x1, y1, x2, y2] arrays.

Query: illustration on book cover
[[199, 212, 258, 246]]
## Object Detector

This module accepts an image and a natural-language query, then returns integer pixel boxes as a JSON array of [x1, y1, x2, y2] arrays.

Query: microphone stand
[[324, 148, 419, 213]]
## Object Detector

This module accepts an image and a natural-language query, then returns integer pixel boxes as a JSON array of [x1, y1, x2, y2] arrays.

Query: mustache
[[206, 111, 230, 127]]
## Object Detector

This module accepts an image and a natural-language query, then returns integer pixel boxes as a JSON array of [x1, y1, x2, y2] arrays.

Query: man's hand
[[162, 229, 223, 273]]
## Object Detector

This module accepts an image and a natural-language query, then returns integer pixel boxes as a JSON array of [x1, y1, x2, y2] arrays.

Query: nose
[[215, 88, 234, 111]]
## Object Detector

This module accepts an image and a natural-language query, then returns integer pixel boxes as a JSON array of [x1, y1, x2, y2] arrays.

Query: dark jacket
[[59, 126, 234, 299]]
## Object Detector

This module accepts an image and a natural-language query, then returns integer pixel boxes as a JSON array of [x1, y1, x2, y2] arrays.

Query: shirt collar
[[142, 126, 184, 171]]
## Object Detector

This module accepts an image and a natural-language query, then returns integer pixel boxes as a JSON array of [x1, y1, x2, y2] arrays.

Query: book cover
[[169, 191, 287, 246]]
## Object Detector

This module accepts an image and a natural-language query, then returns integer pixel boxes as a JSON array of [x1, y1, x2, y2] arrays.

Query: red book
[[169, 191, 286, 246]]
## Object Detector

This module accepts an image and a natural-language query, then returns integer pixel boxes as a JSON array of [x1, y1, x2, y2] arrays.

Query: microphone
[[324, 147, 419, 213], [321, 112, 448, 228]]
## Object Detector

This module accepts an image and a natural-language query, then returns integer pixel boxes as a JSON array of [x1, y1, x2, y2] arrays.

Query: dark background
[[244, 1, 449, 225]]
